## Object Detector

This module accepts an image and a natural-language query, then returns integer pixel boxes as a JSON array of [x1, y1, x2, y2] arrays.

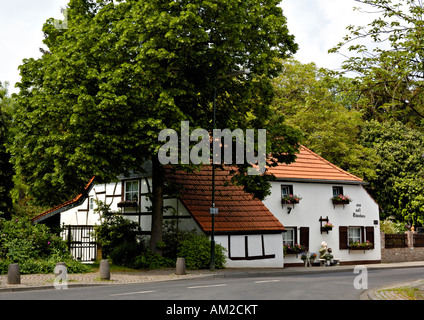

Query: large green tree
[[12, 0, 300, 253], [330, 0, 424, 128], [359, 120, 424, 225], [271, 59, 378, 180]]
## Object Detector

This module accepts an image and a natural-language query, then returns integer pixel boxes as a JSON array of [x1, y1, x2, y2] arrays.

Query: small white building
[[32, 146, 381, 267], [263, 146, 381, 266]]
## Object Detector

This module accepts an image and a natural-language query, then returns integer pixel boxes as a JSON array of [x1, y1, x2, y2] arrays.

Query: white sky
[[0, 0, 375, 95]]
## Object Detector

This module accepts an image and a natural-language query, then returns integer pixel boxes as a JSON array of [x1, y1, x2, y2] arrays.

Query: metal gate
[[61, 225, 97, 263]]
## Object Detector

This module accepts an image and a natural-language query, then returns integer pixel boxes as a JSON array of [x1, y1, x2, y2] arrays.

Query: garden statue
[[319, 241, 328, 259], [319, 241, 334, 266]]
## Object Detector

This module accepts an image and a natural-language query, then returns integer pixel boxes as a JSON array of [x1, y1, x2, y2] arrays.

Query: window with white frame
[[332, 186, 344, 197], [283, 228, 295, 247], [125, 180, 139, 203], [281, 185, 293, 199], [348, 227, 361, 245]]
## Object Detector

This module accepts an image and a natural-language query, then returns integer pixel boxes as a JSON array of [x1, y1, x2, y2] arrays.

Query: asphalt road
[[0, 266, 423, 301]]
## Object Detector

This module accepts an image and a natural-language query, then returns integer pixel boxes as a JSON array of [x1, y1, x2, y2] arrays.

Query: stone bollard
[[176, 257, 186, 275], [99, 259, 110, 280], [7, 263, 20, 285], [55, 262, 66, 275], [54, 262, 68, 289]]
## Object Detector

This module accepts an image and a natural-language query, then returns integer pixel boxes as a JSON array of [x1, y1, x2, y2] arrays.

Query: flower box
[[331, 194, 351, 205], [348, 241, 373, 250], [281, 195, 302, 206], [283, 244, 306, 256], [117, 201, 138, 208]]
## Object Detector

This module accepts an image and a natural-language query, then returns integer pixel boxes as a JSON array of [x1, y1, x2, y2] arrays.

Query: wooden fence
[[384, 234, 407, 248], [381, 232, 424, 263]]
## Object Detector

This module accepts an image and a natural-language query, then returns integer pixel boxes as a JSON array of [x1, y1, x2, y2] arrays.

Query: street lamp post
[[209, 70, 250, 271], [210, 87, 217, 271]]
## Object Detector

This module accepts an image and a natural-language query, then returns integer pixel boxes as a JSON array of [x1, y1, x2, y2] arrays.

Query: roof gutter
[[273, 177, 368, 185]]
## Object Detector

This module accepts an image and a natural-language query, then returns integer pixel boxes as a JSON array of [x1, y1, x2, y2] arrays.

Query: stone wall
[[381, 231, 424, 263]]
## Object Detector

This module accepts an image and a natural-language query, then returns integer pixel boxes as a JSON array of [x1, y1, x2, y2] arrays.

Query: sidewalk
[[1, 261, 424, 299]]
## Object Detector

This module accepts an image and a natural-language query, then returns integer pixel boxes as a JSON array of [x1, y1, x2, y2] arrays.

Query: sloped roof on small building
[[267, 145, 364, 184], [165, 166, 285, 234], [31, 176, 95, 223]]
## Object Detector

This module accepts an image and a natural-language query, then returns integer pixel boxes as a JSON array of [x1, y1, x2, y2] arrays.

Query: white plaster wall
[[215, 234, 284, 268], [263, 181, 381, 265]]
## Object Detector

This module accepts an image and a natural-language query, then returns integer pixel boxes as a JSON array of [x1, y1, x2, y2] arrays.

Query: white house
[[263, 146, 381, 266], [32, 165, 286, 268], [32, 145, 381, 267]]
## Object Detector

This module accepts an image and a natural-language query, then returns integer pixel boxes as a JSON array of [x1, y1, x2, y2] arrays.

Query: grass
[[380, 287, 424, 300]]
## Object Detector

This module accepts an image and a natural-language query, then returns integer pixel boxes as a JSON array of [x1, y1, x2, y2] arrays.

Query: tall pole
[[210, 87, 216, 271]]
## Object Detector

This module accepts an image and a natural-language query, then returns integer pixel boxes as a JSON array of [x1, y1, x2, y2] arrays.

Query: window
[[89, 198, 94, 210], [283, 228, 295, 246], [332, 186, 344, 197], [281, 185, 294, 199], [348, 227, 361, 244], [125, 180, 139, 203]]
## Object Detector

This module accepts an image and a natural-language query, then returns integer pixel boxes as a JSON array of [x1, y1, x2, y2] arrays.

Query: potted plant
[[331, 194, 352, 205], [309, 252, 317, 264], [322, 222, 334, 231], [281, 194, 302, 205]]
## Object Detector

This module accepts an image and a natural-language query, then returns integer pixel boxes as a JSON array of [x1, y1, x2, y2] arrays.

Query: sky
[[0, 0, 375, 95]]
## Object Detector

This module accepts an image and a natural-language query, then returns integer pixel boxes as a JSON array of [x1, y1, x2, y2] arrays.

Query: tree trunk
[[150, 155, 164, 255]]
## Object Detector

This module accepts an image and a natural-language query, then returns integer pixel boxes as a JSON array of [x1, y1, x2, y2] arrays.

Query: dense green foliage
[[0, 216, 90, 274], [11, 0, 301, 254], [359, 120, 424, 224], [93, 201, 143, 259], [0, 82, 13, 220], [95, 209, 225, 270], [11, 0, 300, 207], [330, 0, 424, 127], [271, 59, 379, 180]]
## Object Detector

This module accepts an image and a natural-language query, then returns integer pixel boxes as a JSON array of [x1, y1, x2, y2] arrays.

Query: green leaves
[[331, 0, 424, 126], [359, 120, 424, 224], [11, 0, 298, 207]]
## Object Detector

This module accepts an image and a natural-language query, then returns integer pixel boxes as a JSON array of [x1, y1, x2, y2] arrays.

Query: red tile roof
[[267, 145, 364, 183], [165, 166, 285, 234]]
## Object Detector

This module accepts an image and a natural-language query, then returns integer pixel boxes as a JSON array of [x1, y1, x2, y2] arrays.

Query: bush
[[0, 215, 89, 274], [109, 241, 144, 267], [0, 258, 91, 275], [132, 250, 175, 270], [93, 202, 142, 259], [0, 216, 72, 262], [177, 233, 226, 270]]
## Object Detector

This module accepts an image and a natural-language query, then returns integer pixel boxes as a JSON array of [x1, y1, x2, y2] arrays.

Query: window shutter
[[366, 226, 375, 249], [299, 227, 309, 250], [339, 226, 348, 250]]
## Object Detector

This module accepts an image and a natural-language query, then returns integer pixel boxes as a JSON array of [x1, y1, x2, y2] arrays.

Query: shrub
[[132, 250, 175, 270], [93, 202, 142, 259], [0, 215, 89, 274], [109, 241, 144, 267], [177, 234, 226, 270]]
